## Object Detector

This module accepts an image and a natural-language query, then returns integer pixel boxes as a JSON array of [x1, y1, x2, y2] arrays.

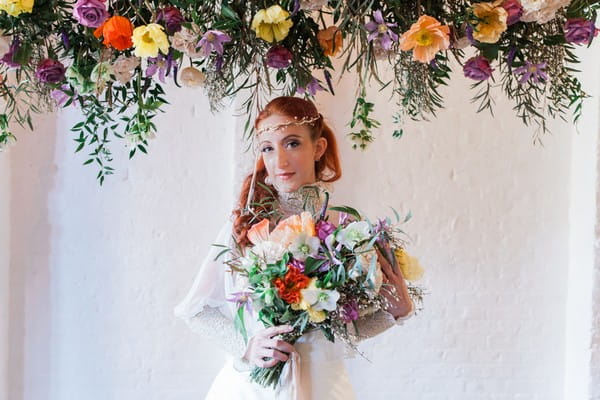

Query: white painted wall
[[1, 147, 10, 400], [565, 42, 600, 400], [4, 47, 600, 400]]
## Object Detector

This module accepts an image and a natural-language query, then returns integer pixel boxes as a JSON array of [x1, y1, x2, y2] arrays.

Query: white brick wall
[[3, 44, 600, 400]]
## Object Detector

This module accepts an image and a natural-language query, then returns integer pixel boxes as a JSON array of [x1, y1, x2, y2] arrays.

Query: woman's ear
[[315, 137, 328, 161]]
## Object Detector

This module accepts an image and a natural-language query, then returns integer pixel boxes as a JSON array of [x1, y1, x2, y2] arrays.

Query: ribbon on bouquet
[[275, 351, 306, 400]]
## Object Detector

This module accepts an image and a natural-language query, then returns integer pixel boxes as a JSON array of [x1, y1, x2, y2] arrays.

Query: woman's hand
[[242, 325, 296, 368], [376, 249, 414, 319]]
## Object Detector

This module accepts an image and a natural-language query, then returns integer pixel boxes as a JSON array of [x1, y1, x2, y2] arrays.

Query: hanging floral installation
[[0, 0, 598, 182]]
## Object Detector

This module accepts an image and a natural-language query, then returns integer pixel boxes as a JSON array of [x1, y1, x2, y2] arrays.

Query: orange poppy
[[317, 26, 343, 57], [94, 16, 134, 51]]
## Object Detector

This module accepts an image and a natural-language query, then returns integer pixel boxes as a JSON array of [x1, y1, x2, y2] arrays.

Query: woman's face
[[257, 113, 327, 193]]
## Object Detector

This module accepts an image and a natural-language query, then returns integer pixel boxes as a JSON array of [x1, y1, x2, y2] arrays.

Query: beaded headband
[[255, 114, 321, 135]]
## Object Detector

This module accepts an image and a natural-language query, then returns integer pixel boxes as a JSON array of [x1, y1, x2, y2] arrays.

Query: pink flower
[[266, 45, 293, 69], [502, 0, 523, 25], [463, 55, 494, 81], [564, 18, 597, 45]]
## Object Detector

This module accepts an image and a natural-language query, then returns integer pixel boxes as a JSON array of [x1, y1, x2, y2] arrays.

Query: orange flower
[[273, 266, 310, 304], [247, 219, 271, 245], [400, 15, 450, 63], [270, 211, 316, 247], [94, 16, 134, 51], [317, 26, 343, 57]]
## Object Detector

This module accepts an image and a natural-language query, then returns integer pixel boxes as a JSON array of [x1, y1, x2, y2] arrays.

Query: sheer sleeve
[[174, 220, 233, 321], [174, 220, 249, 366]]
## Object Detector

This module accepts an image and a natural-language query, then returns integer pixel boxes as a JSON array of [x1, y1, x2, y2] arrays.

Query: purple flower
[[463, 55, 493, 81], [296, 76, 324, 96], [50, 84, 73, 108], [338, 212, 349, 226], [197, 30, 231, 57], [564, 18, 597, 45], [316, 220, 336, 241], [1, 38, 21, 68], [61, 31, 70, 50], [289, 258, 305, 273], [505, 47, 517, 67], [340, 299, 359, 323], [502, 0, 523, 26], [145, 52, 174, 83], [156, 6, 184, 34], [514, 61, 548, 84], [227, 291, 253, 314], [365, 10, 398, 51], [465, 25, 476, 44], [72, 0, 109, 28], [35, 59, 66, 84], [266, 45, 293, 69]]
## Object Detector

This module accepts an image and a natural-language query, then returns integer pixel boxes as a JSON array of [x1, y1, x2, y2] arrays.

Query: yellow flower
[[251, 5, 293, 43], [291, 280, 328, 324], [470, 1, 508, 44], [0, 0, 34, 17], [399, 15, 450, 63], [394, 248, 424, 282], [132, 23, 169, 58]]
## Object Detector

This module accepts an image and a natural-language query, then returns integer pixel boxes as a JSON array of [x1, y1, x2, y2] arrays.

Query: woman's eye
[[286, 140, 300, 148], [261, 146, 273, 153]]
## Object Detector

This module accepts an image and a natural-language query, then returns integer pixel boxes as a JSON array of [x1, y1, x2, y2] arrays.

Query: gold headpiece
[[255, 114, 321, 135]]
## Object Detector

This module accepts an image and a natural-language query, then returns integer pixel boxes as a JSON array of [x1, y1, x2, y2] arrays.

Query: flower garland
[[0, 0, 598, 183]]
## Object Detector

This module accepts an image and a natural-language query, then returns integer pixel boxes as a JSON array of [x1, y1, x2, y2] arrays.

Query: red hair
[[232, 96, 342, 247]]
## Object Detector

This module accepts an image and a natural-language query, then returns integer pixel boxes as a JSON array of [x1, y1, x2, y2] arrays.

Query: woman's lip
[[277, 172, 295, 180]]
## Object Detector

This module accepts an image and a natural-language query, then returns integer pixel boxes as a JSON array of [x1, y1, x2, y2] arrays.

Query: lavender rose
[[157, 6, 184, 34], [35, 59, 66, 84], [502, 0, 523, 25], [266, 45, 293, 69], [463, 55, 493, 81], [564, 18, 597, 45], [72, 0, 109, 28]]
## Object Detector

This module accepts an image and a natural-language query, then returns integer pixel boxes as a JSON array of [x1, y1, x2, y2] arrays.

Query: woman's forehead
[[257, 114, 312, 142]]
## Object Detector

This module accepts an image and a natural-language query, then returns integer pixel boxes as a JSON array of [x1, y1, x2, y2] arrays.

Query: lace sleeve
[[349, 301, 415, 342]]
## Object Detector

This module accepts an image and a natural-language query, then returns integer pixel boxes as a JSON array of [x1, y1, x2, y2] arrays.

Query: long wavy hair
[[232, 96, 342, 248]]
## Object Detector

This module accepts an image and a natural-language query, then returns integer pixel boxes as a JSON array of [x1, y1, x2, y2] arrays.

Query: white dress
[[174, 185, 411, 399]]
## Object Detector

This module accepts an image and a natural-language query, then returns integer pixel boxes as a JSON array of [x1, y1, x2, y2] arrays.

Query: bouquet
[[222, 195, 425, 389]]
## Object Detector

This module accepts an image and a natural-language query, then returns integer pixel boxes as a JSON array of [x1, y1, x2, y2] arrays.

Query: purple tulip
[[266, 45, 293, 69], [35, 59, 66, 84], [502, 0, 523, 25], [156, 6, 184, 34], [340, 299, 359, 323], [1, 38, 21, 68], [316, 220, 336, 241], [463, 55, 494, 81], [564, 18, 597, 45], [72, 0, 109, 28]]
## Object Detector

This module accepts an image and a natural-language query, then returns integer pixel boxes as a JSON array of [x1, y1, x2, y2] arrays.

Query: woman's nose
[[276, 149, 289, 167]]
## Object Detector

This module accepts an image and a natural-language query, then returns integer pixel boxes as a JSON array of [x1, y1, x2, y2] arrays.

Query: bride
[[175, 96, 414, 399]]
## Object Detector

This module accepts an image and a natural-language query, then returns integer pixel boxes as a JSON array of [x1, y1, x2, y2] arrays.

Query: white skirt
[[204, 330, 356, 400]]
